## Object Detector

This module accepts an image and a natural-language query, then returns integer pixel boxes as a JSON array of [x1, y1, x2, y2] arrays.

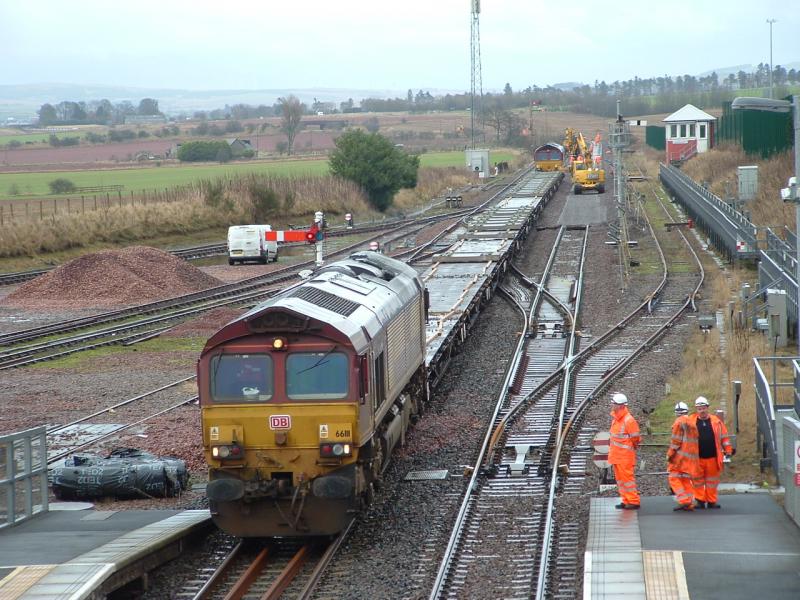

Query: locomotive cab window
[[210, 354, 273, 402], [286, 351, 349, 400]]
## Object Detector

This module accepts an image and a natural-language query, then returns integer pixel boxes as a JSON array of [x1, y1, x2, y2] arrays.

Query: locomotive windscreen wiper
[[295, 346, 338, 375]]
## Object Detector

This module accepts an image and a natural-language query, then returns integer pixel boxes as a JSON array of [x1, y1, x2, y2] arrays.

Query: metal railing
[[0, 427, 48, 529], [660, 163, 758, 260], [759, 228, 799, 337], [753, 357, 797, 483]]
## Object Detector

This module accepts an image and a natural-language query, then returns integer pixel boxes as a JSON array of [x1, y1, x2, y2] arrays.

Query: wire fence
[[0, 188, 187, 225]]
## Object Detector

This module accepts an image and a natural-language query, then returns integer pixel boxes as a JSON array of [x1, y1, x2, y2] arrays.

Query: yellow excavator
[[563, 129, 605, 194]]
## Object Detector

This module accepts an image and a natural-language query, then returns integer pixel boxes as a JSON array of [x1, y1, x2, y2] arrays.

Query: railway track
[[0, 213, 469, 287], [0, 169, 541, 370], [5, 168, 561, 600], [430, 225, 587, 599], [430, 172, 705, 598], [0, 216, 476, 369], [46, 376, 199, 465], [176, 523, 352, 600]]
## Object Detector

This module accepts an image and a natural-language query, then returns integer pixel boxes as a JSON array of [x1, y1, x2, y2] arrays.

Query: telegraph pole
[[767, 19, 777, 99]]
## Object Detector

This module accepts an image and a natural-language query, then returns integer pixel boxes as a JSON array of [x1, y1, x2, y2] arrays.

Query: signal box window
[[210, 354, 273, 402], [680, 124, 687, 138], [670, 125, 677, 138], [699, 124, 706, 139], [286, 352, 349, 400]]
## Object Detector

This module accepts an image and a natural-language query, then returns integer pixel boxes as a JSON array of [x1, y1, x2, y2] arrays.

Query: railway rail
[[430, 173, 705, 598], [177, 521, 353, 599], [0, 213, 482, 369], [1, 167, 567, 600], [0, 167, 548, 370], [303, 170, 563, 599], [0, 219, 429, 286], [46, 376, 199, 465]]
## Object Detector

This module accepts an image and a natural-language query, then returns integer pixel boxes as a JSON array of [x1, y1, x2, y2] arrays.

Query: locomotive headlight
[[212, 444, 242, 460], [320, 442, 352, 457], [272, 337, 287, 351]]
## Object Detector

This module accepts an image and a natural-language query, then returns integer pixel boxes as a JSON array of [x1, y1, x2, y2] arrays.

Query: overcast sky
[[1, 0, 797, 93]]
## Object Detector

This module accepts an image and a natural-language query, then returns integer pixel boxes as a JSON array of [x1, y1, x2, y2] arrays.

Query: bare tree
[[484, 99, 512, 143], [278, 95, 305, 155]]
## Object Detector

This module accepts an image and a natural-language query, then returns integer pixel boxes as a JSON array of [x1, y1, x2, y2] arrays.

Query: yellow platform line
[[643, 550, 690, 599], [0, 565, 56, 599]]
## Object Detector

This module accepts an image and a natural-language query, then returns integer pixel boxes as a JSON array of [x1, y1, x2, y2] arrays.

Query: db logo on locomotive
[[269, 415, 291, 430]]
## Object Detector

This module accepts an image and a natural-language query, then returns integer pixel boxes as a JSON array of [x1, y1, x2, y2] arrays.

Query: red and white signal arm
[[269, 415, 291, 430], [592, 431, 611, 469]]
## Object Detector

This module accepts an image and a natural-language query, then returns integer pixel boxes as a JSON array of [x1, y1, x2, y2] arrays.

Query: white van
[[227, 225, 278, 265]]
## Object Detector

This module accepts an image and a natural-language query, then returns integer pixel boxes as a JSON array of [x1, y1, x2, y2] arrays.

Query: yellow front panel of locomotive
[[202, 404, 358, 448]]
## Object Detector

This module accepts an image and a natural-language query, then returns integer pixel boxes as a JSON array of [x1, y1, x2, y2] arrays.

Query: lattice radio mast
[[470, 0, 483, 149]]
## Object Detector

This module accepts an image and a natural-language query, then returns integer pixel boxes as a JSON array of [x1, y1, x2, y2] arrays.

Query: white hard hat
[[695, 396, 709, 407], [611, 392, 628, 405], [674, 401, 689, 414]]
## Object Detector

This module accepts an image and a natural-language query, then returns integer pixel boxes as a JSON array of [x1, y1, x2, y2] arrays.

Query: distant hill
[[0, 83, 464, 121], [697, 61, 800, 78]]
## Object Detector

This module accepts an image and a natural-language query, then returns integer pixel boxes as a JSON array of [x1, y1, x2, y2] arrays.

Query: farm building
[[226, 138, 253, 157]]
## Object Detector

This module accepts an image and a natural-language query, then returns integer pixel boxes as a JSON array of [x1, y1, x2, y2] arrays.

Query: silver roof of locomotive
[[241, 252, 422, 353]]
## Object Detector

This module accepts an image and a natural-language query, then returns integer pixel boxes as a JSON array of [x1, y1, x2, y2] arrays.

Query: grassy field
[[0, 128, 108, 145], [0, 150, 517, 200]]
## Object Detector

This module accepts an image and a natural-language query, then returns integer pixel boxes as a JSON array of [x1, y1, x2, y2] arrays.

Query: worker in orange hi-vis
[[667, 402, 699, 512], [608, 393, 641, 509], [690, 396, 734, 509]]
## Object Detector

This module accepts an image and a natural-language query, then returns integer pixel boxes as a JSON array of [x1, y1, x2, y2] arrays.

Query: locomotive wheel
[[361, 482, 375, 508]]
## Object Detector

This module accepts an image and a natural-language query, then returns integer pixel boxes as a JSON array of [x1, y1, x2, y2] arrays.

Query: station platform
[[584, 494, 800, 599], [0, 504, 210, 599]]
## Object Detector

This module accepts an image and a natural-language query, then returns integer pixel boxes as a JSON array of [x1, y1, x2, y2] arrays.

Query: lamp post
[[733, 95, 799, 350], [766, 19, 777, 99]]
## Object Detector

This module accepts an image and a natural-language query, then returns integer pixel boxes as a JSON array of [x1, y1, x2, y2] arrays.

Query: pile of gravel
[[3, 246, 223, 309]]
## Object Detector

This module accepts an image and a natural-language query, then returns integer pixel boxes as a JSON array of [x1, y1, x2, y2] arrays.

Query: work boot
[[673, 504, 694, 512], [706, 502, 720, 509], [615, 503, 626, 509], [622, 504, 640, 510], [694, 501, 706, 509]]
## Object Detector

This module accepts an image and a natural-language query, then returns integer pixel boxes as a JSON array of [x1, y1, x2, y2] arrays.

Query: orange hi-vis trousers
[[668, 469, 695, 506], [613, 463, 640, 506], [693, 457, 721, 504]]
